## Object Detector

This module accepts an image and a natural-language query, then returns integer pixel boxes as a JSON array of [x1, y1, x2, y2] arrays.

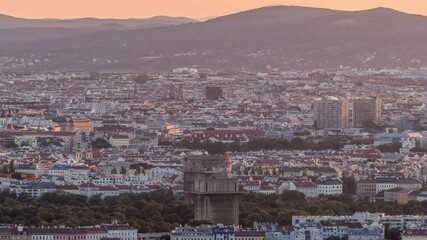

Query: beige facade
[[384, 188, 417, 205], [352, 97, 382, 127], [357, 179, 422, 200], [72, 118, 94, 132], [109, 135, 130, 148], [314, 97, 349, 129], [356, 180, 377, 199]]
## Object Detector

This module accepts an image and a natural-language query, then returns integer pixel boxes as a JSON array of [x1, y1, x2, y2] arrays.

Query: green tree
[[257, 165, 264, 175], [9, 160, 15, 174], [88, 195, 102, 205], [120, 166, 127, 175], [277, 209, 309, 226], [376, 142, 402, 153], [291, 137, 305, 149], [111, 167, 117, 174], [412, 125, 427, 132], [0, 187, 424, 233], [92, 138, 112, 149], [410, 147, 427, 153], [342, 172, 357, 194], [362, 119, 383, 131], [5, 142, 18, 149], [384, 224, 400, 240], [272, 168, 277, 176], [2, 165, 9, 174], [188, 219, 212, 226], [281, 190, 306, 202], [326, 237, 341, 240], [160, 235, 170, 240], [134, 74, 154, 84], [134, 166, 146, 175], [135, 166, 142, 175]]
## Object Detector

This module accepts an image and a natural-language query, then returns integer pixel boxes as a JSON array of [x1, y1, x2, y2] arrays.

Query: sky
[[1, 0, 427, 19]]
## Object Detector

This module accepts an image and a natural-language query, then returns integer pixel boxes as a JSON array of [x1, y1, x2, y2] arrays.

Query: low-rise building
[[384, 188, 417, 205], [357, 179, 422, 199], [402, 228, 427, 240], [289, 181, 318, 198], [105, 225, 138, 240], [348, 222, 384, 240], [235, 231, 264, 240], [170, 226, 213, 240], [109, 135, 130, 148], [316, 178, 343, 196]]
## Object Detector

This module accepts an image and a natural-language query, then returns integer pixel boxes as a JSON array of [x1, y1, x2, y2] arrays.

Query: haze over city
[[1, 1, 427, 240]]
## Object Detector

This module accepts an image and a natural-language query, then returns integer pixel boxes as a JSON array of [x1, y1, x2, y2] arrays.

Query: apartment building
[[351, 97, 382, 127], [313, 97, 349, 129]]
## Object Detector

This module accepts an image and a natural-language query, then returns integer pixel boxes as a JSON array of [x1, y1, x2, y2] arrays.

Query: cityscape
[[1, 1, 427, 240]]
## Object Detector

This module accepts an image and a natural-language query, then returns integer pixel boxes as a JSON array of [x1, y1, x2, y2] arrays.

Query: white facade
[[106, 226, 138, 240], [150, 167, 180, 180], [376, 182, 397, 194], [289, 182, 318, 198], [109, 136, 130, 148], [316, 179, 343, 196]]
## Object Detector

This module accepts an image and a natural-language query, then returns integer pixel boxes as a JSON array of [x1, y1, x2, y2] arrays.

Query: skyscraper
[[313, 97, 349, 129], [352, 97, 382, 127], [183, 154, 240, 225]]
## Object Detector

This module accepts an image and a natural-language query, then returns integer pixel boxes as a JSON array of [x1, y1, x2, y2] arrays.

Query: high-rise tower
[[313, 97, 349, 129], [352, 97, 382, 127]]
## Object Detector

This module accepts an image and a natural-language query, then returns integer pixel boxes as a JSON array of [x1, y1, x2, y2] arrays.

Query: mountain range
[[0, 15, 196, 29], [1, 6, 427, 72]]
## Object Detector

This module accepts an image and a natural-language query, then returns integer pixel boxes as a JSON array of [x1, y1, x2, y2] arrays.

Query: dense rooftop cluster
[[0, 67, 426, 239]]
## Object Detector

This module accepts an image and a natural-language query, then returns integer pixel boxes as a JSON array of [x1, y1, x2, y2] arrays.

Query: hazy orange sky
[[2, 0, 427, 19]]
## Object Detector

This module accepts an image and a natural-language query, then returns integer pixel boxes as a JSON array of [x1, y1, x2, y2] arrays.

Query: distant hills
[[1, 6, 427, 72], [0, 14, 196, 29]]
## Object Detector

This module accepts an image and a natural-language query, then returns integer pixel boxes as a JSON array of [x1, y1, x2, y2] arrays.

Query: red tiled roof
[[99, 186, 118, 191], [292, 181, 317, 188], [56, 185, 79, 190]]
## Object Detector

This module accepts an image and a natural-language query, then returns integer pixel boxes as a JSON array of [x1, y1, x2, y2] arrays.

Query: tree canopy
[[362, 119, 384, 131], [376, 142, 402, 153], [174, 137, 348, 154], [0, 190, 192, 233], [92, 138, 112, 149], [1, 190, 427, 233]]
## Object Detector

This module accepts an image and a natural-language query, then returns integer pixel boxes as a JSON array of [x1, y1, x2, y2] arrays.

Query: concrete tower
[[183, 154, 240, 225]]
